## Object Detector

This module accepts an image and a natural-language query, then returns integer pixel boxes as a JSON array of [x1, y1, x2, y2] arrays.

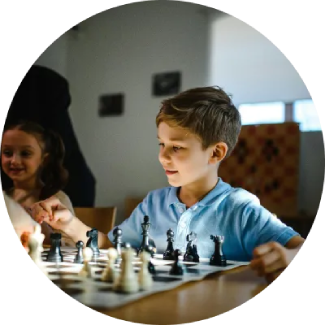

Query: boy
[[30, 86, 304, 283]]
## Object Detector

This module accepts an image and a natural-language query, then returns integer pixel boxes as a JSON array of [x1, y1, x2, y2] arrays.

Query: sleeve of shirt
[[241, 202, 300, 258], [107, 194, 149, 249]]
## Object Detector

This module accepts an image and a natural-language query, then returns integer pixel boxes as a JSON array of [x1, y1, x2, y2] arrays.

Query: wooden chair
[[73, 207, 117, 234], [125, 197, 143, 220]]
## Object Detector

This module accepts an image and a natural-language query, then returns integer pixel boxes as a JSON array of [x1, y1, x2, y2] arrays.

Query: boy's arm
[[250, 236, 305, 283], [285, 235, 305, 249]]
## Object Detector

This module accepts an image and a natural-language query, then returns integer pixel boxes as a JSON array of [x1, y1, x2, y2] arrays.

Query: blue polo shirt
[[108, 178, 299, 261]]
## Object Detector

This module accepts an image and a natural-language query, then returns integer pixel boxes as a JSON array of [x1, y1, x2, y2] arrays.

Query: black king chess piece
[[47, 233, 63, 263], [86, 228, 100, 259], [74, 241, 84, 264], [210, 235, 227, 266], [137, 215, 154, 257], [113, 227, 123, 263], [163, 228, 175, 260], [183, 231, 200, 263]]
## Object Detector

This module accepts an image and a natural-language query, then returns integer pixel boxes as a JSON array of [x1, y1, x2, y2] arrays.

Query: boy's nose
[[159, 148, 171, 163]]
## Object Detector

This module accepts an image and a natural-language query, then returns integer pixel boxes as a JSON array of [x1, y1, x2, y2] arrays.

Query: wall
[[34, 4, 324, 221], [66, 1, 212, 223], [208, 12, 324, 217]]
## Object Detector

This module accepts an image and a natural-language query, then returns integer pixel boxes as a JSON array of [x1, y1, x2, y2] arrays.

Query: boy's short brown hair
[[156, 86, 241, 158]]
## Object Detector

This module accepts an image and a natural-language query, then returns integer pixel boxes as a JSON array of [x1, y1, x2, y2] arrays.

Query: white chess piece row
[[102, 246, 153, 293]]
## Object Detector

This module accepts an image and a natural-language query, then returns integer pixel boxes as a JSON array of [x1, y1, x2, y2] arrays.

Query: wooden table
[[94, 266, 268, 324]]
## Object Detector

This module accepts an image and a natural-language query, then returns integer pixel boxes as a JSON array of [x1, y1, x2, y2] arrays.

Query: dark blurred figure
[[2, 65, 96, 207]]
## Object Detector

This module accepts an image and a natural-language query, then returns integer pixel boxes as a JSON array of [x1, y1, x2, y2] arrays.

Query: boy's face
[[1, 130, 44, 185], [157, 122, 216, 187]]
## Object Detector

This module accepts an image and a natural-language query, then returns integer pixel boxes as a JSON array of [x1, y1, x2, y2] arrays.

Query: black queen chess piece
[[183, 231, 200, 263], [163, 228, 175, 260], [47, 233, 63, 263], [137, 215, 154, 257], [86, 228, 100, 259], [210, 235, 227, 266]]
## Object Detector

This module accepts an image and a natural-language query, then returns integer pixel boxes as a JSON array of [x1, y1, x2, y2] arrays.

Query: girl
[[1, 120, 74, 245]]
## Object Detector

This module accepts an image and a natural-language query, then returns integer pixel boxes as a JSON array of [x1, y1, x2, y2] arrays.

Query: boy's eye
[[173, 146, 182, 152], [158, 143, 164, 147]]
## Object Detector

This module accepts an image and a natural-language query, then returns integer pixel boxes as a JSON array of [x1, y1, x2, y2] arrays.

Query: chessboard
[[41, 247, 248, 309]]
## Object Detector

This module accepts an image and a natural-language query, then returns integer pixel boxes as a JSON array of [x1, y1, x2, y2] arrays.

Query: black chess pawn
[[113, 227, 123, 263], [210, 235, 227, 266], [74, 241, 84, 264], [47, 233, 63, 263], [183, 232, 199, 262], [143, 246, 156, 274], [163, 228, 175, 260], [169, 249, 185, 276], [86, 228, 100, 259], [137, 215, 154, 257]]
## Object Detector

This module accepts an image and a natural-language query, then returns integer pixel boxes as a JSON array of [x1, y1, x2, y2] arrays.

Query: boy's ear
[[209, 142, 228, 164]]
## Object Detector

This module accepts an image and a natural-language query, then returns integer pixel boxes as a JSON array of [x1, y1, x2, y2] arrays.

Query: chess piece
[[101, 248, 118, 282], [28, 224, 47, 275], [74, 241, 84, 264], [113, 227, 123, 263], [163, 228, 175, 260], [114, 244, 139, 293], [46, 233, 63, 263], [143, 246, 156, 274], [138, 251, 153, 290], [169, 249, 184, 276], [210, 235, 227, 266], [86, 228, 100, 259], [79, 247, 93, 278], [183, 232, 200, 262], [137, 215, 154, 257], [192, 244, 200, 263]]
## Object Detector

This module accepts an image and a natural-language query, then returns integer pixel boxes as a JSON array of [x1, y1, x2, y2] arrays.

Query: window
[[238, 99, 321, 132], [293, 99, 322, 131], [238, 102, 285, 125]]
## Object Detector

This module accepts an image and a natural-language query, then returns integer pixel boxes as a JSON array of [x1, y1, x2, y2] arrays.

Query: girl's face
[[1, 129, 45, 185]]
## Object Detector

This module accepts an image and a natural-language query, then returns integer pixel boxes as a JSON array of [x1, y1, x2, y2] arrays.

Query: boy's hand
[[250, 241, 298, 283], [29, 196, 74, 231]]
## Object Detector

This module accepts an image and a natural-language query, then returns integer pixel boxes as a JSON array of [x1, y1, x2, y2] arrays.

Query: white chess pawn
[[28, 224, 47, 275], [138, 251, 153, 290], [79, 247, 93, 278], [113, 245, 139, 293], [101, 247, 118, 282]]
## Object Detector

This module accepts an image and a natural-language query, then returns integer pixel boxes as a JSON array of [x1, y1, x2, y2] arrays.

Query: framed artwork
[[152, 71, 181, 96], [99, 93, 124, 117]]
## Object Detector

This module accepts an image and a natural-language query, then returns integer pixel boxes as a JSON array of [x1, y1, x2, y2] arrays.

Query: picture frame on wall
[[152, 71, 181, 96], [98, 93, 124, 117]]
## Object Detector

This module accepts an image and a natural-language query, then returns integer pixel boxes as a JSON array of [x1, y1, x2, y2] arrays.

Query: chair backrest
[[73, 207, 117, 234], [125, 197, 143, 220]]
